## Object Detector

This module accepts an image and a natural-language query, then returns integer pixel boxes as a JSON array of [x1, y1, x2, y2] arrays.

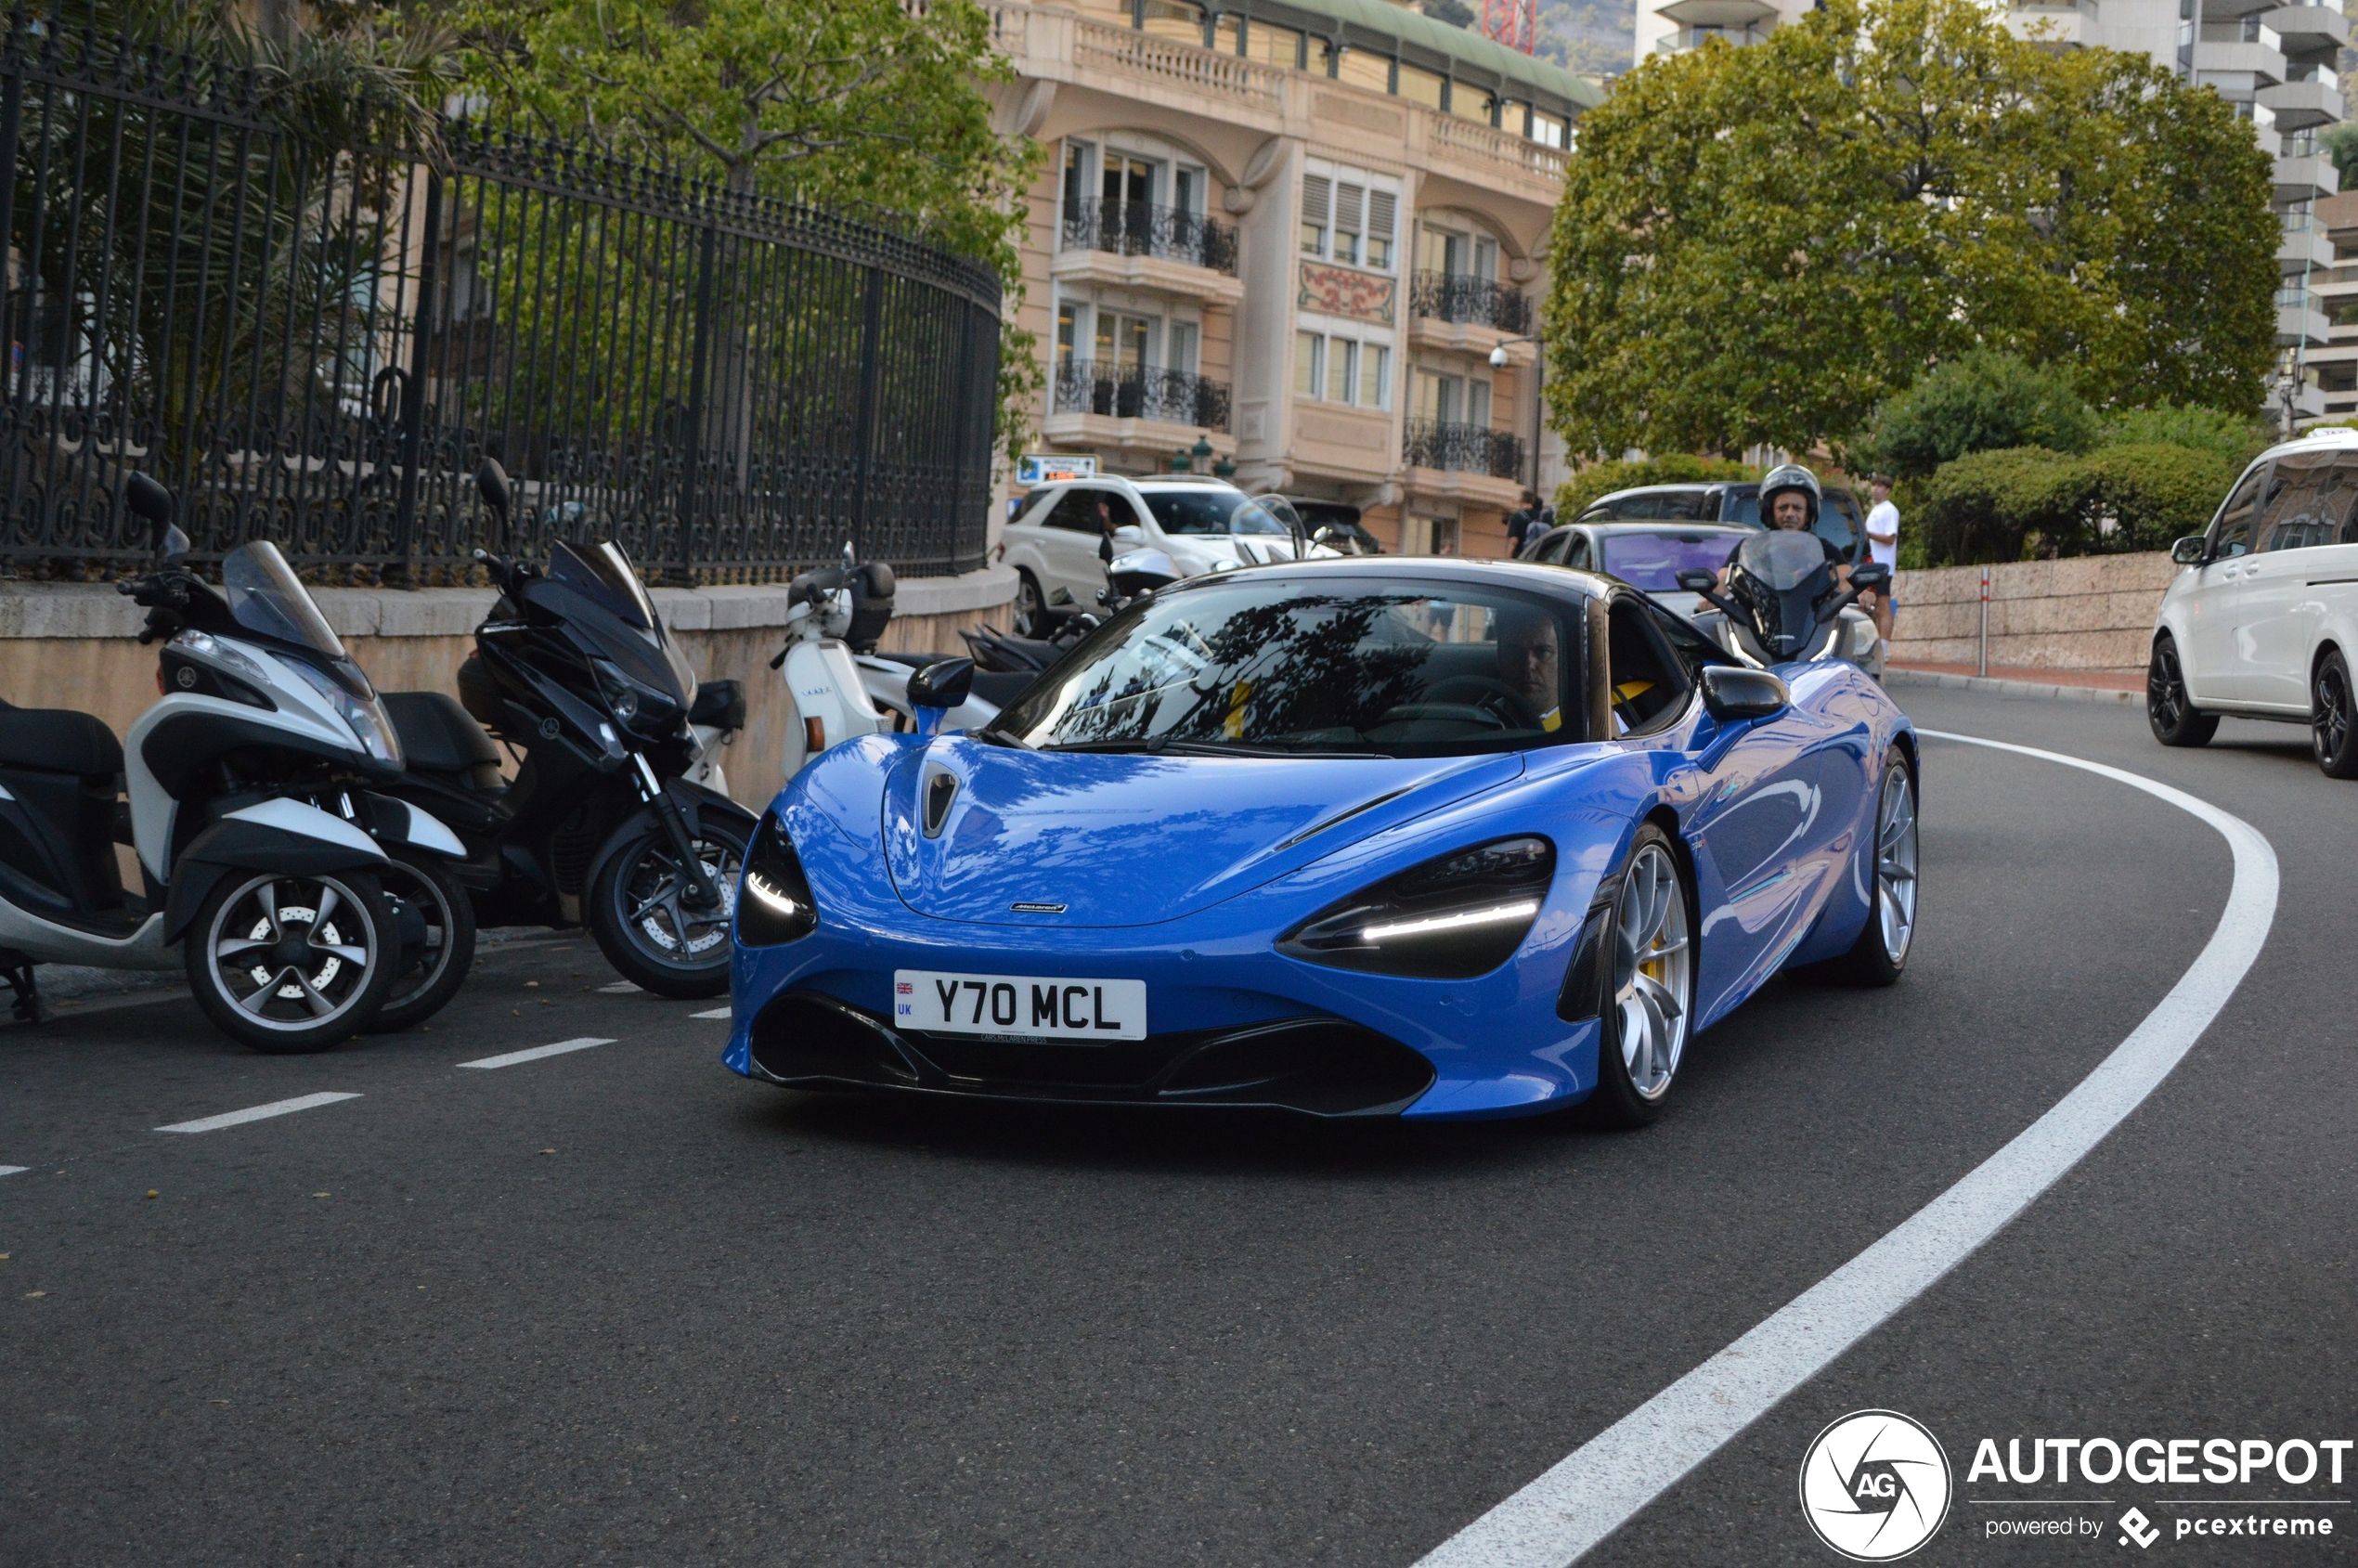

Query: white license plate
[[893, 969, 1147, 1042]]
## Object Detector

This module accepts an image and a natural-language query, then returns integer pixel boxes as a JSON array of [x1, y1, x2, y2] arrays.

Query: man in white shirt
[[1863, 473, 1899, 654]]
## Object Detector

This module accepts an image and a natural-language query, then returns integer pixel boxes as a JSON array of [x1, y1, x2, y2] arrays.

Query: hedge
[[1916, 443, 2238, 564], [1554, 455, 1758, 520]]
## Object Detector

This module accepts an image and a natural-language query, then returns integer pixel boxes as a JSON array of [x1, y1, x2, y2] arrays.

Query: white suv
[[2151, 425, 2358, 775], [1000, 475, 1321, 633]]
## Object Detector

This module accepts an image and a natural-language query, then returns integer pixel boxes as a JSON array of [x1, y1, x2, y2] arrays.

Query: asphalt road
[[0, 685, 2346, 1567]]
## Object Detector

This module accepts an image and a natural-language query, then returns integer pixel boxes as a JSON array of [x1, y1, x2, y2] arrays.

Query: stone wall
[[0, 567, 1017, 813], [1891, 552, 2177, 674]]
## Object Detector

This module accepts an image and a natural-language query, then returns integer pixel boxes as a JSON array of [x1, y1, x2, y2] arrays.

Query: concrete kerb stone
[[1884, 667, 2144, 706]]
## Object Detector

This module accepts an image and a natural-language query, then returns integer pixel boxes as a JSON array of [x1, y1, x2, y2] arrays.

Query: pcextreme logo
[[1800, 1409, 1955, 1562]]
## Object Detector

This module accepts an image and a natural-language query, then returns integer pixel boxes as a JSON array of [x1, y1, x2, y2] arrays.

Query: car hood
[[881, 740, 1527, 927]]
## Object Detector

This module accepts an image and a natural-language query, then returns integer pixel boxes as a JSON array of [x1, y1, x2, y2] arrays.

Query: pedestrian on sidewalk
[[1864, 473, 1899, 658], [1506, 491, 1543, 558]]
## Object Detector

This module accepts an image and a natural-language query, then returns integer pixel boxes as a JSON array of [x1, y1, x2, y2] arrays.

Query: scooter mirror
[[476, 460, 512, 518], [1675, 569, 1717, 593], [124, 471, 174, 545], [1849, 562, 1891, 590]]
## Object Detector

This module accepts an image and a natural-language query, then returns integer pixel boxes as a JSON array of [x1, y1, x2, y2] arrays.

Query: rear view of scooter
[[0, 474, 468, 1051]]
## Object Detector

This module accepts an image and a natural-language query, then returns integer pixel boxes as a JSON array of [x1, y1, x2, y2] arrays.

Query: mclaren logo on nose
[[1010, 901, 1067, 914]]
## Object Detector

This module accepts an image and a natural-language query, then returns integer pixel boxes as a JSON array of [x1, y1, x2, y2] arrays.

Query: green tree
[[2098, 404, 2269, 471], [1866, 351, 2098, 479], [457, 0, 1041, 454], [1543, 0, 2279, 460]]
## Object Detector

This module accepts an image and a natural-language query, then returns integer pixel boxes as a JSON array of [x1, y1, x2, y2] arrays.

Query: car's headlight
[[592, 658, 680, 736], [1277, 836, 1555, 979], [285, 657, 403, 767], [738, 813, 819, 945]]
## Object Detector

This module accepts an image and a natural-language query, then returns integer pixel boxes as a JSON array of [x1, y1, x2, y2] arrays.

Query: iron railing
[[1053, 358, 1231, 432], [1409, 270, 1532, 334], [0, 9, 1004, 581], [1059, 198, 1238, 276], [1403, 418, 1524, 479]]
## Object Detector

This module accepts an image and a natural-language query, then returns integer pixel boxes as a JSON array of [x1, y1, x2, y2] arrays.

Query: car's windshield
[[989, 579, 1587, 756], [1736, 530, 1835, 590], [223, 541, 345, 659], [549, 539, 663, 641], [1600, 531, 1742, 590], [1143, 486, 1289, 537]]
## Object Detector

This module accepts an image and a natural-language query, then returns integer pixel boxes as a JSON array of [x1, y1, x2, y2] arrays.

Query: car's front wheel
[[1588, 826, 1692, 1128], [2148, 632, 2219, 747], [2313, 649, 2358, 778], [1837, 755, 1919, 987], [1012, 569, 1048, 638]]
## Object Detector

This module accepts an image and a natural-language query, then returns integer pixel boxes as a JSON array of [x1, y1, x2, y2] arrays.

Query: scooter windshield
[[1736, 530, 1834, 591], [550, 540, 662, 639], [223, 541, 347, 660]]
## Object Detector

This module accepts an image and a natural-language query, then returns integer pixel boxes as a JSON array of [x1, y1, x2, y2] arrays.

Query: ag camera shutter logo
[[1799, 1409, 1953, 1561]]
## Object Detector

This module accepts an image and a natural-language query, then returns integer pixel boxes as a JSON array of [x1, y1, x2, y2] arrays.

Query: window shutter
[[1302, 174, 1331, 228], [1367, 190, 1397, 259], [1336, 182, 1365, 235]]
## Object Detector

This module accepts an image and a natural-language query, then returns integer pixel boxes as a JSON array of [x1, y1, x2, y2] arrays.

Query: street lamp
[[1191, 433, 1213, 473], [1485, 335, 1546, 494], [1488, 334, 1538, 369]]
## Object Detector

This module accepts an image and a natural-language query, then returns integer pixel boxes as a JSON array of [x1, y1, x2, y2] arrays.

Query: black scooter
[[1678, 532, 1890, 672], [375, 462, 758, 998]]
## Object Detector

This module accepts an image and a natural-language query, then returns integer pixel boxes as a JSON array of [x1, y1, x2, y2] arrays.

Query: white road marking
[[691, 1006, 731, 1020], [1416, 732, 2279, 1568], [0, 1165, 26, 1177], [457, 1036, 616, 1070], [598, 981, 641, 993], [155, 1093, 364, 1135]]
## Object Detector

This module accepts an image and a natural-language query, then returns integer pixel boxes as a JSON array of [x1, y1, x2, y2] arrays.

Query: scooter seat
[[0, 704, 123, 777], [384, 692, 503, 787]]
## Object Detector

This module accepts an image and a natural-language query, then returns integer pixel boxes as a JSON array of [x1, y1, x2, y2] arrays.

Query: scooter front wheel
[[187, 870, 397, 1053], [365, 849, 478, 1033], [586, 818, 748, 998]]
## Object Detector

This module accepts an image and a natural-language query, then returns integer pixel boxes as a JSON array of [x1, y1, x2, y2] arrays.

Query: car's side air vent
[[923, 769, 958, 838]]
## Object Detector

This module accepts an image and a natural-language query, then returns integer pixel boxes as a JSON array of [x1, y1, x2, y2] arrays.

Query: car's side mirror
[[1849, 561, 1891, 590], [477, 459, 512, 519], [1676, 569, 1717, 593], [1112, 524, 1145, 546], [1700, 665, 1790, 721], [2171, 535, 2210, 566], [909, 656, 975, 711]]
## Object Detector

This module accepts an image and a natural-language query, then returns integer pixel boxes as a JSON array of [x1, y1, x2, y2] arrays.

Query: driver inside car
[[1496, 603, 1565, 734]]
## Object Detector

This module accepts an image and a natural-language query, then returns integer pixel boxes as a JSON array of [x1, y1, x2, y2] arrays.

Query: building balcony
[[2266, 5, 2351, 53], [1408, 271, 1533, 334], [2275, 152, 2340, 201], [1049, 358, 1231, 434], [1060, 199, 1237, 276], [2261, 78, 2344, 129], [2281, 301, 2332, 345], [1403, 418, 1524, 481], [2282, 227, 2337, 272], [2006, 2, 2098, 48]]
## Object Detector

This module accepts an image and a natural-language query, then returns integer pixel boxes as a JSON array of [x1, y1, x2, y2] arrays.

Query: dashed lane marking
[[457, 1036, 617, 1070], [598, 982, 641, 993], [691, 1007, 731, 1020], [155, 1093, 364, 1135], [1415, 732, 2280, 1568], [0, 1165, 26, 1177]]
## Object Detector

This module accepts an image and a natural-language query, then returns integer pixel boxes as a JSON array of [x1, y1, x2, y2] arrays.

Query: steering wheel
[[1422, 676, 1541, 732]]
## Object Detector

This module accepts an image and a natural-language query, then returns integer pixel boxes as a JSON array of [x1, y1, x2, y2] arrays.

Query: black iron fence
[[1059, 198, 1237, 276], [1053, 357, 1231, 432], [1403, 418, 1523, 479], [1408, 270, 1531, 334], [0, 10, 1004, 582]]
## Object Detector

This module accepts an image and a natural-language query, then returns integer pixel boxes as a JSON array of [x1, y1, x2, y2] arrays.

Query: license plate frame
[[893, 969, 1148, 1043]]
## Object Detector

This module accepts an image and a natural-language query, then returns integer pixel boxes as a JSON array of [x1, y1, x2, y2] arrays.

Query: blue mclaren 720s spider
[[722, 557, 1918, 1125]]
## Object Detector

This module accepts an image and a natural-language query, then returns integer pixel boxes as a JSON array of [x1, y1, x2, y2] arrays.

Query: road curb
[[1885, 667, 2142, 706]]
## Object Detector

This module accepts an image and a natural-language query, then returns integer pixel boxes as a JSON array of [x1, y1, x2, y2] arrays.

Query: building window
[[1447, 82, 1496, 123], [1295, 330, 1326, 399], [1138, 0, 1204, 43], [1302, 163, 1398, 272], [1367, 190, 1396, 269], [1295, 332, 1392, 408], [1358, 343, 1392, 408], [1396, 62, 1446, 108], [1339, 45, 1392, 93], [1302, 174, 1329, 255], [1248, 19, 1302, 67], [1214, 12, 1242, 52], [1531, 109, 1568, 149], [1057, 302, 1082, 373], [1169, 320, 1199, 375], [1099, 311, 1156, 371], [1334, 181, 1365, 265]]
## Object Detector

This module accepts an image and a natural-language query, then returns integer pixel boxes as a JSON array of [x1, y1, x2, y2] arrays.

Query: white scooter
[[768, 545, 900, 777], [0, 475, 467, 1051]]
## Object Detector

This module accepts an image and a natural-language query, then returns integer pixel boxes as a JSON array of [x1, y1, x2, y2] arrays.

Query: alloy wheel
[[2149, 641, 2188, 731], [206, 874, 381, 1033], [2315, 662, 2350, 767], [1875, 764, 1920, 964], [1611, 843, 1691, 1101], [620, 836, 743, 964]]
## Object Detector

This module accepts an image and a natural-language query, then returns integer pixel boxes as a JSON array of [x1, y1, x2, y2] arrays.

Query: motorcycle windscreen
[[545, 539, 698, 707], [219, 539, 386, 697], [1733, 530, 1834, 590]]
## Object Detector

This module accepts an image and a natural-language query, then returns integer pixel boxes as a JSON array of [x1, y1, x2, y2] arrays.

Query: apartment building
[[985, 0, 1598, 556], [1631, 0, 1815, 62]]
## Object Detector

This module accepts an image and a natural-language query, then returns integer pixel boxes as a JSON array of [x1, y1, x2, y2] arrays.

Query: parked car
[[1559, 481, 1868, 566], [2149, 426, 2358, 776], [1000, 476, 1316, 634], [1256, 496, 1383, 556]]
